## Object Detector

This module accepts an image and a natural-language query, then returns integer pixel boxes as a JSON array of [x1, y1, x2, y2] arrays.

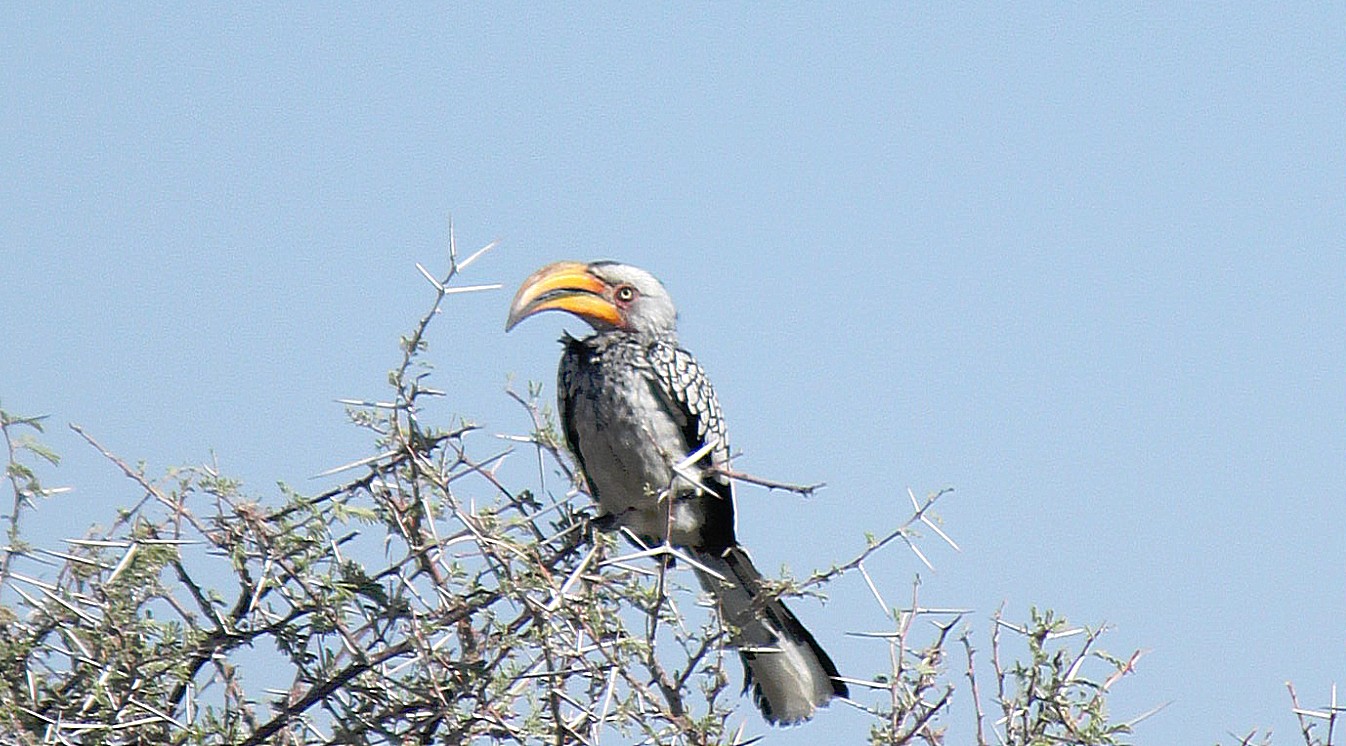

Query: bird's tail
[[693, 546, 848, 725]]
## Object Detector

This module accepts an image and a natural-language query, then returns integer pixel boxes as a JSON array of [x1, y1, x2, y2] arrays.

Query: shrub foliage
[[0, 251, 1156, 745]]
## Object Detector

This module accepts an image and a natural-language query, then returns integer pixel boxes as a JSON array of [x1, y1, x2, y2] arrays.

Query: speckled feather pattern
[[558, 330, 737, 550], [543, 261, 845, 724], [555, 327, 846, 723]]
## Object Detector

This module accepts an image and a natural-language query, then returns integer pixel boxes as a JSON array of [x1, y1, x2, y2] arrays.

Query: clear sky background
[[3, 5, 1343, 744]]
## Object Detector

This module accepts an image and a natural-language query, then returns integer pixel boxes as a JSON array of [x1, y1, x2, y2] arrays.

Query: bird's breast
[[569, 360, 700, 541]]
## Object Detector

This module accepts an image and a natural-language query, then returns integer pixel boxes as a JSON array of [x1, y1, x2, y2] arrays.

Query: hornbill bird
[[506, 260, 847, 725]]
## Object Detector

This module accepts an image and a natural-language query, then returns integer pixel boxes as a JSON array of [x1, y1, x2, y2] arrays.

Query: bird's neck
[[581, 328, 677, 349]]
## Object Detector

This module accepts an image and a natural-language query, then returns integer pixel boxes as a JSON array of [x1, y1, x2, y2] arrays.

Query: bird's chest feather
[[560, 336, 731, 548], [570, 359, 689, 512]]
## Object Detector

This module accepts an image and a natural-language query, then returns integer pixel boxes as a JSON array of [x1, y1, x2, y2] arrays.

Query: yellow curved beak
[[505, 261, 623, 332]]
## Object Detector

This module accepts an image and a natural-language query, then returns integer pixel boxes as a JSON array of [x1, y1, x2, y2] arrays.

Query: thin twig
[[709, 466, 824, 497]]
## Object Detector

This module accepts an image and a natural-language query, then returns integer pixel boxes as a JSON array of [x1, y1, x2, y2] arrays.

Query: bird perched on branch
[[506, 260, 847, 725]]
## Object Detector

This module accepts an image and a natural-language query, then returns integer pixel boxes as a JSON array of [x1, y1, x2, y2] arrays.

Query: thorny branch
[[0, 231, 1154, 746], [708, 466, 824, 498], [802, 487, 956, 591]]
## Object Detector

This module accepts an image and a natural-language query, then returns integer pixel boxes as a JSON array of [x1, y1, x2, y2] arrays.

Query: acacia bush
[[0, 246, 1164, 745]]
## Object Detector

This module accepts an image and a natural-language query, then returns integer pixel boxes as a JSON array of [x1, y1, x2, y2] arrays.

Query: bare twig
[[708, 466, 824, 497]]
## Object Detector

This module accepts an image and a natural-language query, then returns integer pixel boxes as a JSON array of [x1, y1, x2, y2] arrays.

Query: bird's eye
[[614, 285, 637, 303]]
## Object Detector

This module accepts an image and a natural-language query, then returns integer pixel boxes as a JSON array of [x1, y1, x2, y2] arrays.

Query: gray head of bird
[[505, 261, 678, 336]]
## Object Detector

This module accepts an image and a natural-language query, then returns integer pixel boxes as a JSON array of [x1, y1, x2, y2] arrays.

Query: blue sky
[[3, 5, 1343, 743]]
